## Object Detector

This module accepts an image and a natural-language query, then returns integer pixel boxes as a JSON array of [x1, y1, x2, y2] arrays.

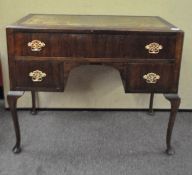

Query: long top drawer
[[13, 32, 178, 59]]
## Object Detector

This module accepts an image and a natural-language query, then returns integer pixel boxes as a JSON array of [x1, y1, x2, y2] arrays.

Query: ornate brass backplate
[[143, 72, 160, 84], [28, 40, 45, 51], [145, 42, 163, 54], [29, 70, 46, 82]]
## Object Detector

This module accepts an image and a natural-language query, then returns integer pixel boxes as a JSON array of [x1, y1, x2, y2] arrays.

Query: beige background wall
[[0, 0, 191, 109]]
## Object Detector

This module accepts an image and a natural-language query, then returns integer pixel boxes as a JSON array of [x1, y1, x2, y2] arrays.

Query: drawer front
[[126, 63, 179, 93], [13, 61, 64, 91], [14, 32, 177, 59]]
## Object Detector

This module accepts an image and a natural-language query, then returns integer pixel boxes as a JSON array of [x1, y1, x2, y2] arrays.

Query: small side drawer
[[13, 61, 64, 91], [126, 63, 179, 93]]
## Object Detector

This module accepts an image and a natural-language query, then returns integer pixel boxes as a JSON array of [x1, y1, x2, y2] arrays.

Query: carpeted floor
[[0, 101, 192, 175]]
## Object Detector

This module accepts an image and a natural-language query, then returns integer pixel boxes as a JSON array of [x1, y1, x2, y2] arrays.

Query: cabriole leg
[[7, 91, 24, 154], [31, 91, 37, 115], [164, 94, 180, 155], [148, 93, 154, 115]]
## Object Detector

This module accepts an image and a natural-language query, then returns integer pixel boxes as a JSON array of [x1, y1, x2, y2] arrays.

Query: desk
[[6, 14, 184, 155]]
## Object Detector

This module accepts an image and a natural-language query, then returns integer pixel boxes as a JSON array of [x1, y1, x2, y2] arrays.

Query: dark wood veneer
[[126, 63, 178, 93], [14, 61, 64, 91], [13, 32, 177, 59], [6, 14, 184, 155]]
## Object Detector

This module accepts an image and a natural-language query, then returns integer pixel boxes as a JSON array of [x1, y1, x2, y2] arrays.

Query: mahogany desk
[[6, 14, 184, 155]]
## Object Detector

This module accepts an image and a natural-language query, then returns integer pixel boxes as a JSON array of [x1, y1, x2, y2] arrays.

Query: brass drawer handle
[[145, 42, 163, 54], [29, 70, 46, 82], [28, 40, 45, 51], [143, 72, 160, 84]]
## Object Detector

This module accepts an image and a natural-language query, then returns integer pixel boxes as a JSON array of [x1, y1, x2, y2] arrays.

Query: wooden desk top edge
[[6, 14, 183, 33]]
